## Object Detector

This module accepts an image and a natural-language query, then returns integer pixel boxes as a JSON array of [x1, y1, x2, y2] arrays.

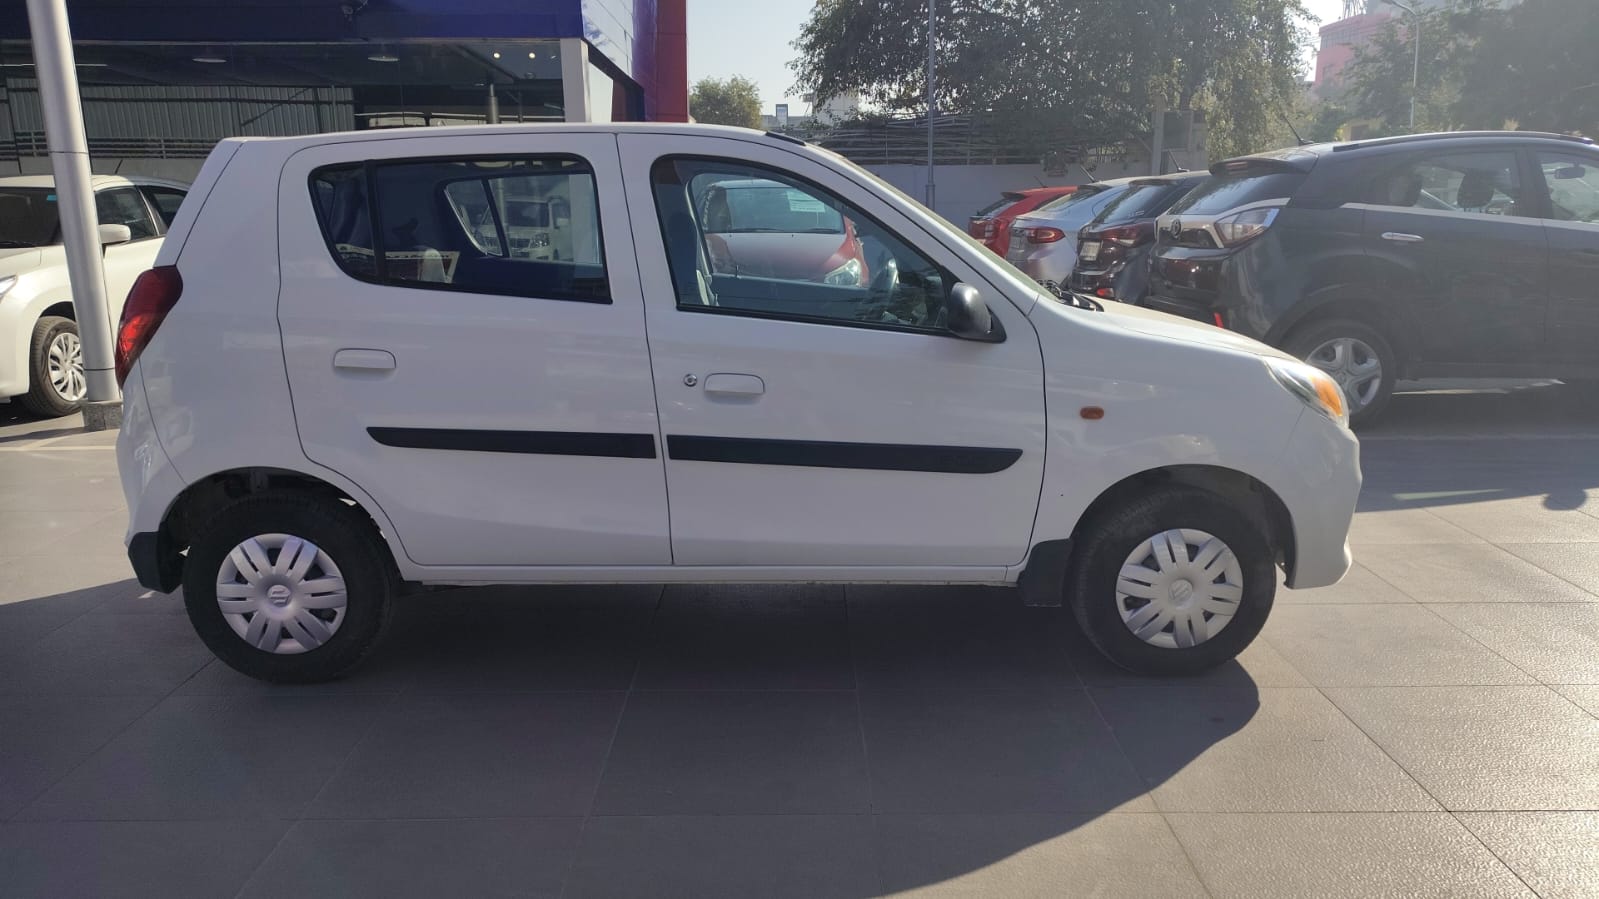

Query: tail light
[[1027, 227, 1066, 244], [1099, 221, 1156, 246], [115, 266, 182, 387], [967, 219, 988, 238], [1214, 207, 1280, 247]]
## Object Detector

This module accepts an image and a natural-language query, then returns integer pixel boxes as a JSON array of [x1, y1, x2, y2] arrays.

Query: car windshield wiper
[[1045, 283, 1102, 311]]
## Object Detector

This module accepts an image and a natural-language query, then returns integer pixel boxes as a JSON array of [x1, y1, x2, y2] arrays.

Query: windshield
[[1036, 186, 1101, 214], [973, 195, 1016, 218], [0, 188, 60, 247], [1168, 171, 1305, 216], [1092, 182, 1186, 225]]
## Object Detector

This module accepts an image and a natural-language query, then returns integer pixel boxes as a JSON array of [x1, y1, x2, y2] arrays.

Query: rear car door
[[1360, 148, 1545, 366], [276, 133, 669, 567], [619, 133, 1046, 569], [1531, 148, 1599, 366]]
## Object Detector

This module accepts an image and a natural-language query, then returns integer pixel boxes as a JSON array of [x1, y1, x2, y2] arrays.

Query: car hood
[[0, 247, 43, 274], [1031, 293, 1298, 361], [707, 232, 849, 281]]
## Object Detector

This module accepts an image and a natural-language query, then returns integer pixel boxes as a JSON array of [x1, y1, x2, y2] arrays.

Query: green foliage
[[689, 76, 764, 129], [790, 0, 1312, 159]]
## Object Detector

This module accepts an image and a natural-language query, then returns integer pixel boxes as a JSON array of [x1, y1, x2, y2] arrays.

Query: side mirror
[[97, 224, 133, 246], [945, 282, 1005, 342], [1554, 165, 1587, 181]]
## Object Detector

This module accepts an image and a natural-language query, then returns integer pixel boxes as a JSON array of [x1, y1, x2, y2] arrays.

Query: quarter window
[[95, 188, 157, 240], [1372, 152, 1525, 217], [309, 156, 609, 303], [141, 187, 186, 229], [1537, 152, 1599, 225], [651, 157, 951, 332]]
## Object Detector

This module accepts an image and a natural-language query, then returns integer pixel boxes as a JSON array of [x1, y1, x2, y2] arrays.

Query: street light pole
[[1385, 0, 1421, 130], [924, 0, 936, 211]]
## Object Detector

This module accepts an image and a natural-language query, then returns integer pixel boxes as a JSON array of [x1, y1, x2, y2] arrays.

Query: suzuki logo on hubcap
[[266, 584, 292, 606]]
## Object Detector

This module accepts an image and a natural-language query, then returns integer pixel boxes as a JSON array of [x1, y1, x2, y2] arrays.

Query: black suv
[[1143, 131, 1599, 425]]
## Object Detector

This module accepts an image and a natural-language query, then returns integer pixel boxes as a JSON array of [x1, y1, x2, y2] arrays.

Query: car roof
[[220, 121, 808, 152], [1216, 131, 1597, 174], [0, 174, 191, 191]]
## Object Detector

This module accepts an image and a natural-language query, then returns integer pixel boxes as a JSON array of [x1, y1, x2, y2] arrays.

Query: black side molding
[[369, 427, 657, 459], [667, 435, 1022, 474]]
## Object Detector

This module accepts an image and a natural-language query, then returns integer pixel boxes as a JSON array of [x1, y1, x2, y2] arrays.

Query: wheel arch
[[1265, 285, 1414, 378]]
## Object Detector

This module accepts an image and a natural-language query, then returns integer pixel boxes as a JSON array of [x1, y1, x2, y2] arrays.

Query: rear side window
[[309, 156, 609, 303], [1168, 172, 1305, 215], [1037, 187, 1099, 213], [973, 195, 1015, 218]]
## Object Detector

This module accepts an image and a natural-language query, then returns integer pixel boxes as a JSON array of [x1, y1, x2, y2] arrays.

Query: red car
[[967, 186, 1077, 256]]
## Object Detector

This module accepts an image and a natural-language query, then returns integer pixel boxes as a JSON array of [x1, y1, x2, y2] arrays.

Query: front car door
[[619, 134, 1046, 570], [1531, 147, 1599, 367], [275, 132, 669, 568], [1360, 148, 1545, 368], [93, 186, 163, 319]]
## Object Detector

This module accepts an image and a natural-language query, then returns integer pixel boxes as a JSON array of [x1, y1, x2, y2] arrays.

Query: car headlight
[[0, 275, 14, 299], [1265, 357, 1347, 427], [822, 258, 862, 286]]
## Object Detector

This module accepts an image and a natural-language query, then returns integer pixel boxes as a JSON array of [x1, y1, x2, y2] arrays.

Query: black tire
[[1068, 486, 1276, 676], [18, 315, 82, 418], [1282, 317, 1397, 429], [182, 494, 397, 683]]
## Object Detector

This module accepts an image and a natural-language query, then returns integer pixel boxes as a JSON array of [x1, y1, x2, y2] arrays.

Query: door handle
[[333, 349, 397, 371], [702, 373, 765, 397], [1381, 232, 1425, 243]]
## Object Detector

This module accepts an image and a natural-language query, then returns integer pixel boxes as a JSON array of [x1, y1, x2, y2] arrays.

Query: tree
[[690, 76, 763, 128], [1462, 0, 1599, 136], [1343, 0, 1503, 136], [789, 0, 1312, 158]]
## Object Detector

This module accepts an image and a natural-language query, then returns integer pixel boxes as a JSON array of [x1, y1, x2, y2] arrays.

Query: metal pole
[[25, 0, 121, 425], [924, 0, 935, 211], [486, 81, 500, 124], [1409, 15, 1420, 130]]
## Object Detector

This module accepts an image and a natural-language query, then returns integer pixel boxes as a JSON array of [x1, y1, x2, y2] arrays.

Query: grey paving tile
[[0, 696, 155, 820], [22, 694, 383, 820], [1166, 812, 1534, 899], [1064, 621, 1310, 688], [1457, 812, 1599, 899], [1357, 542, 1595, 604], [1326, 686, 1599, 810], [1554, 684, 1599, 717], [1428, 497, 1599, 543], [401, 586, 659, 692], [0, 556, 137, 605], [1095, 687, 1438, 812], [848, 586, 1078, 690], [633, 584, 852, 690], [874, 813, 1207, 898], [308, 692, 624, 818], [239, 818, 581, 899], [0, 820, 288, 899], [1276, 561, 1414, 604], [860, 689, 1151, 814], [0, 609, 215, 696], [1502, 542, 1599, 596], [1261, 604, 1534, 686], [0, 510, 121, 557], [1430, 603, 1599, 684], [1347, 507, 1484, 545], [593, 691, 870, 815], [567, 815, 878, 899]]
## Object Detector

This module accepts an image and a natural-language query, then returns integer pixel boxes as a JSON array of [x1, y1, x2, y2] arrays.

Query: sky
[[687, 0, 1353, 118]]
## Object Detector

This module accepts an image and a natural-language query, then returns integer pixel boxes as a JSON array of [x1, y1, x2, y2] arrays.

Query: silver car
[[1005, 177, 1141, 291]]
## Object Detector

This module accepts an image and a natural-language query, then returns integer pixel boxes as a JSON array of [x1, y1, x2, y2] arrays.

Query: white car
[[0, 175, 188, 416], [115, 125, 1360, 683]]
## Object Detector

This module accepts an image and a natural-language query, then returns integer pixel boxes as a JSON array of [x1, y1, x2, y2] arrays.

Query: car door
[[93, 186, 163, 320], [1531, 148, 1599, 366], [1360, 148, 1545, 367], [618, 134, 1046, 568], [275, 133, 669, 568]]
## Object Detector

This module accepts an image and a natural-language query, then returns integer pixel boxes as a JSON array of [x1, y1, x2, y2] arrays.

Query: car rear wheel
[[19, 315, 85, 418], [1068, 486, 1276, 676], [182, 494, 396, 683], [1285, 318, 1396, 428]]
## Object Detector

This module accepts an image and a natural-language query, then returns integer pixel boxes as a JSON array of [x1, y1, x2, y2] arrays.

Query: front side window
[[96, 188, 158, 240], [651, 157, 951, 332], [1372, 151, 1524, 217], [309, 155, 609, 303], [1537, 152, 1599, 225]]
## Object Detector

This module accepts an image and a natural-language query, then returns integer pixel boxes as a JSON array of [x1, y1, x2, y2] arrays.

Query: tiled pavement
[[2, 383, 1598, 898]]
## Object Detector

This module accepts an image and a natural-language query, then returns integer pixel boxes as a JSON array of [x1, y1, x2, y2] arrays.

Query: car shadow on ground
[[0, 580, 1259, 896]]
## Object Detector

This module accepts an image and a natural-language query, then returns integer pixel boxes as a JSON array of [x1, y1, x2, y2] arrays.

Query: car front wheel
[[19, 315, 85, 418], [1069, 486, 1276, 676]]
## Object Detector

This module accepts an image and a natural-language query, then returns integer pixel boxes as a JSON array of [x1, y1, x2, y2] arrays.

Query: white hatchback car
[[115, 124, 1360, 683], [0, 175, 188, 416]]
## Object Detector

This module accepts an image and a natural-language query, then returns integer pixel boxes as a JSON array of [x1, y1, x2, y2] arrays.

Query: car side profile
[[115, 124, 1360, 683], [1145, 131, 1599, 425], [0, 175, 187, 416]]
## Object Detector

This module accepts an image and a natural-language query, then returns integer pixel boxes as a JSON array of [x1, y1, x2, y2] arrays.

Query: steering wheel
[[870, 255, 899, 295]]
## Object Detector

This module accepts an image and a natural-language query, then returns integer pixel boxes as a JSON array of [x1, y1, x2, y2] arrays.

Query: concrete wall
[[864, 160, 1152, 224]]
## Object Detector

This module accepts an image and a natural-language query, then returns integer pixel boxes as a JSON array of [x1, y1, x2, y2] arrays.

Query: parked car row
[[993, 131, 1599, 426]]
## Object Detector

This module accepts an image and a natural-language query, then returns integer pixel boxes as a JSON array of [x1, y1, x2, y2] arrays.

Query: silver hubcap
[[1116, 528, 1244, 649], [216, 533, 348, 655], [46, 331, 85, 403], [1305, 337, 1382, 411]]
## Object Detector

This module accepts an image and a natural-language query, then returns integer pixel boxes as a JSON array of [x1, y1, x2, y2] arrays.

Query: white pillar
[[25, 0, 121, 426], [560, 38, 590, 123]]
